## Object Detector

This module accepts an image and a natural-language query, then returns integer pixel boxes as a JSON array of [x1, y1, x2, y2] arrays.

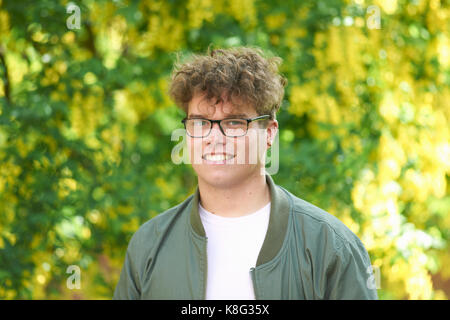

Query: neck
[[197, 171, 271, 218]]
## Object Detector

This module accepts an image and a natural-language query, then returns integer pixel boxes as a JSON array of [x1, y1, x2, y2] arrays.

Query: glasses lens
[[186, 119, 211, 137], [222, 119, 247, 137]]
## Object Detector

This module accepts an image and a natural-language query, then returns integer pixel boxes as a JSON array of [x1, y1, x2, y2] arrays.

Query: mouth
[[202, 153, 235, 164]]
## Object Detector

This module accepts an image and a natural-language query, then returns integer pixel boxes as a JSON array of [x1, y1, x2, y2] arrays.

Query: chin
[[193, 165, 260, 188]]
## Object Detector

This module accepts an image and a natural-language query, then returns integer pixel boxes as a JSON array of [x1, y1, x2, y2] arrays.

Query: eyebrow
[[188, 113, 249, 118]]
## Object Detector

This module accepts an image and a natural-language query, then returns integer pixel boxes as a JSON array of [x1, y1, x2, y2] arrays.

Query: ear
[[266, 119, 278, 148]]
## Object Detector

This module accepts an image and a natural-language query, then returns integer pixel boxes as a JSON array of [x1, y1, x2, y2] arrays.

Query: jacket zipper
[[250, 267, 258, 300], [202, 237, 208, 300]]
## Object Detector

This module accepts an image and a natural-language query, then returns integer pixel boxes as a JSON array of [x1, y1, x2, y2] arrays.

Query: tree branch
[[84, 20, 99, 58], [0, 45, 11, 104]]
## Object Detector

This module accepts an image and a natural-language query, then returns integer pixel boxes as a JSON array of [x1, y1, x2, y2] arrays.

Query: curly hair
[[168, 46, 287, 120]]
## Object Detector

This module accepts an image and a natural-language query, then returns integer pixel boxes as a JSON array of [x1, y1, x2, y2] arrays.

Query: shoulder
[[279, 186, 377, 299], [128, 194, 194, 251], [281, 186, 365, 250]]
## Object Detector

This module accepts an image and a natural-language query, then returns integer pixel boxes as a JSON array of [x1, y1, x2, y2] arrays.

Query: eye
[[224, 119, 246, 127], [192, 119, 208, 126]]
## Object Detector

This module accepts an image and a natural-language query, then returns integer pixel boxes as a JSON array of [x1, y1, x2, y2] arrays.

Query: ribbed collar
[[189, 174, 291, 267]]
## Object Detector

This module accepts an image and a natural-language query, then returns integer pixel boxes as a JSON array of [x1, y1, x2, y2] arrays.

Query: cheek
[[187, 138, 203, 164], [242, 131, 266, 164], [232, 136, 259, 165]]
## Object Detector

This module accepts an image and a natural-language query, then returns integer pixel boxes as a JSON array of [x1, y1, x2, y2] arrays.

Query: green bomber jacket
[[113, 174, 378, 300]]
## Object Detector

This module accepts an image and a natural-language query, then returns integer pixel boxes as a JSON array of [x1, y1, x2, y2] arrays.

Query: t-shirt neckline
[[199, 201, 271, 226]]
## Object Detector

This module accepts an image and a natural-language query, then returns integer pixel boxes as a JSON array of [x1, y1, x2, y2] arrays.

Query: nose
[[205, 122, 226, 143]]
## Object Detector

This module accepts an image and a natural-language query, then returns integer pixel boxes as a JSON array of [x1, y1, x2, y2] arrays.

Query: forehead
[[188, 93, 256, 117]]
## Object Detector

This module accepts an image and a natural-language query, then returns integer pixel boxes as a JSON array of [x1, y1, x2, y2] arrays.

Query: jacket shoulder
[[279, 187, 377, 299], [282, 187, 363, 249], [128, 194, 194, 250]]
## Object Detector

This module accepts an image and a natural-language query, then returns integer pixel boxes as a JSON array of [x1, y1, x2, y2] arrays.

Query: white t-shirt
[[199, 201, 271, 300]]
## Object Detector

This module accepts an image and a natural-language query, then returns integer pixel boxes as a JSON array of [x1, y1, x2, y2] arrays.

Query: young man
[[113, 47, 378, 300]]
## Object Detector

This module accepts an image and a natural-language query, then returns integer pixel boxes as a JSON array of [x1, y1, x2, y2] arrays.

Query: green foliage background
[[0, 0, 449, 299]]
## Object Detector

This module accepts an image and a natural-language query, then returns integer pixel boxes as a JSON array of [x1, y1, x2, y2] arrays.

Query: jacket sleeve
[[113, 234, 141, 300], [325, 238, 379, 300]]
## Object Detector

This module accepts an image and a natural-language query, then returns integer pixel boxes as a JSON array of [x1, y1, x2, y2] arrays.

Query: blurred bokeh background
[[0, 0, 449, 299]]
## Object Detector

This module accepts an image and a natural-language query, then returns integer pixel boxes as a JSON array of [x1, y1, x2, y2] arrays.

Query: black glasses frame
[[181, 115, 270, 138]]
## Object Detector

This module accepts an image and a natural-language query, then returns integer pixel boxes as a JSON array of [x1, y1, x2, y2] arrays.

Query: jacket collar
[[189, 174, 291, 267]]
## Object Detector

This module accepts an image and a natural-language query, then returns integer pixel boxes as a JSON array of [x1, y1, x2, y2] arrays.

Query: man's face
[[186, 93, 277, 189]]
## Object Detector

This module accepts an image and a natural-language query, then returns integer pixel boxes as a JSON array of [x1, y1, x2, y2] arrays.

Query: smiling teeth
[[204, 154, 234, 161]]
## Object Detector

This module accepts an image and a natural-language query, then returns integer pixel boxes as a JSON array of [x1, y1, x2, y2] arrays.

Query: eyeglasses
[[181, 115, 270, 138]]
